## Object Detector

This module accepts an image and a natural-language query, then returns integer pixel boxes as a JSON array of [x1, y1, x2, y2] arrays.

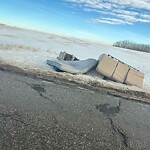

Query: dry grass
[[0, 44, 38, 52]]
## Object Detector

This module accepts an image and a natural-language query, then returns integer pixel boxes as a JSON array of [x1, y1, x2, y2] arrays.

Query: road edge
[[0, 61, 150, 104]]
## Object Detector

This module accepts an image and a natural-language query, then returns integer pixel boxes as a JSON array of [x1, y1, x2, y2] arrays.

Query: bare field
[[0, 24, 150, 92]]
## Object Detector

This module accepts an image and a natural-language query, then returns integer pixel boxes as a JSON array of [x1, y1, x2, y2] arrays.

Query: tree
[[113, 40, 150, 53]]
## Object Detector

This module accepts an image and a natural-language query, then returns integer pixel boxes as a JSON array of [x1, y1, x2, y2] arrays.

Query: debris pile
[[96, 54, 144, 88], [57, 51, 79, 61], [47, 51, 144, 88]]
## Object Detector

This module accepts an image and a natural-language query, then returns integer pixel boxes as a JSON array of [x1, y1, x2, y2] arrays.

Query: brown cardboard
[[112, 62, 129, 83], [96, 54, 118, 78], [125, 68, 144, 88]]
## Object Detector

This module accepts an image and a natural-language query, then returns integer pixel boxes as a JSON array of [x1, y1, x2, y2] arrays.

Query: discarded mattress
[[47, 59, 98, 74]]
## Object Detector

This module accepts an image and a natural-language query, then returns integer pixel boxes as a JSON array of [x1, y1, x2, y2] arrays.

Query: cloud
[[63, 0, 150, 25], [92, 18, 133, 25]]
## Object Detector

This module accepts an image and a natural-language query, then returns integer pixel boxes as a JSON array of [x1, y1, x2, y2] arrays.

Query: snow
[[0, 24, 150, 92]]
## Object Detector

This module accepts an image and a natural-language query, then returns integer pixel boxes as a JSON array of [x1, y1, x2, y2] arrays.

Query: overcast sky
[[0, 0, 150, 44]]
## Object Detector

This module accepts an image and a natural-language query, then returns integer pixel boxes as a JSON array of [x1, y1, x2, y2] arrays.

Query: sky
[[0, 0, 150, 44]]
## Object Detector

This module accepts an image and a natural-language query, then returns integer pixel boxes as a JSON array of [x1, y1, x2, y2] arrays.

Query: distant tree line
[[113, 40, 150, 53]]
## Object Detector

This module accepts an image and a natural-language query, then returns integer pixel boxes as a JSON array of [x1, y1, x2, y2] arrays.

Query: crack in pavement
[[18, 80, 64, 110], [19, 81, 55, 103], [107, 116, 130, 149], [1, 112, 96, 145], [96, 100, 131, 149], [30, 84, 55, 104], [0, 112, 60, 133], [0, 113, 32, 127]]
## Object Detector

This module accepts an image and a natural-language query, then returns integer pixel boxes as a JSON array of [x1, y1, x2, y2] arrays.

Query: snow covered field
[[0, 24, 150, 92]]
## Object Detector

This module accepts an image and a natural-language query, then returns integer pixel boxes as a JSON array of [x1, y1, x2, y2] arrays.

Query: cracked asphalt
[[0, 70, 150, 150]]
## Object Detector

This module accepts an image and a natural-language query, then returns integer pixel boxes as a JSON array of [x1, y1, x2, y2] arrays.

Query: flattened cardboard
[[125, 68, 144, 88], [112, 62, 129, 83], [96, 54, 118, 78]]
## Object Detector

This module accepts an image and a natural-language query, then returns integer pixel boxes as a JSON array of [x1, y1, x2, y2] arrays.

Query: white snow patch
[[0, 24, 150, 92]]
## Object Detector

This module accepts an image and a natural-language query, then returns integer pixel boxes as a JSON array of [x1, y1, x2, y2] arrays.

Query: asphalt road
[[0, 70, 150, 150]]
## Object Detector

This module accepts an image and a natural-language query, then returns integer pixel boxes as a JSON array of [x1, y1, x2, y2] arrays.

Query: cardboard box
[[112, 62, 129, 83], [96, 54, 118, 78], [125, 68, 144, 88]]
